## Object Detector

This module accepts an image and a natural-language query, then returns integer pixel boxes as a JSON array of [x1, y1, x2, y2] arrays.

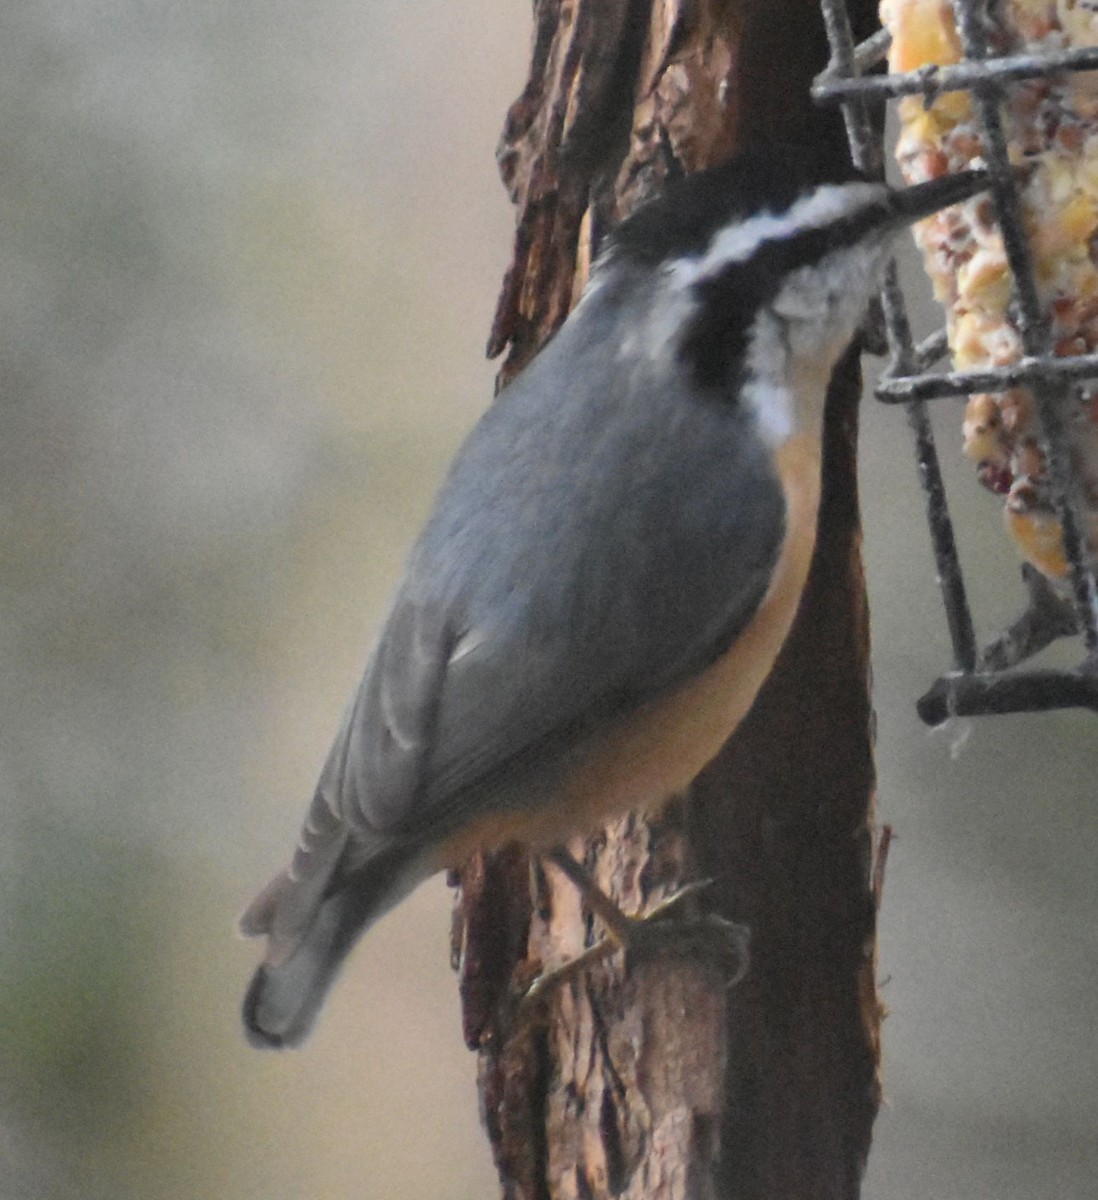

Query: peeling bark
[[453, 2, 884, 1197]]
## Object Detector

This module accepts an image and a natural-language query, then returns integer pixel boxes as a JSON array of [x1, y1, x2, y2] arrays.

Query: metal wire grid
[[815, 0, 1098, 724]]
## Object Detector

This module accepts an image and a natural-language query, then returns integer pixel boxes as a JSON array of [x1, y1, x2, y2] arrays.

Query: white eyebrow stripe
[[668, 182, 885, 290]]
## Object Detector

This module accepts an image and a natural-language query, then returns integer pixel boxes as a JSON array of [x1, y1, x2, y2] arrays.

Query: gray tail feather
[[242, 844, 431, 1049]]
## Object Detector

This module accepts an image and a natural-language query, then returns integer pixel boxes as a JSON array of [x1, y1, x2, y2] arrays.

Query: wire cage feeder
[[814, 0, 1098, 724]]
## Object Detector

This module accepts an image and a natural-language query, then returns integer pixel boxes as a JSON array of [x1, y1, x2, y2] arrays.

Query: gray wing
[[336, 288, 789, 840]]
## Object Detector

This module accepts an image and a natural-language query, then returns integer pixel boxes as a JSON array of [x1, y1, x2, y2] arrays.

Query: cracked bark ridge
[[487, 0, 647, 381], [453, 1, 885, 1197], [690, 349, 882, 1198], [543, 953, 729, 1200]]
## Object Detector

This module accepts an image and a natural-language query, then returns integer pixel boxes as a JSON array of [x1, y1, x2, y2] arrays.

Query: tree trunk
[[451, 2, 884, 1197]]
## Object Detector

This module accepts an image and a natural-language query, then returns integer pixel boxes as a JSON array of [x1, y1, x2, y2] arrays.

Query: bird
[[240, 144, 988, 1048]]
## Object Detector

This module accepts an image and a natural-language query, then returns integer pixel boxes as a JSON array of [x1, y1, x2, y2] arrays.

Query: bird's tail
[[240, 839, 432, 1049]]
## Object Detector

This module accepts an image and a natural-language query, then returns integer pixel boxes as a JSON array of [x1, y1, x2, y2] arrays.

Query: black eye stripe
[[677, 203, 891, 391], [698, 195, 893, 289]]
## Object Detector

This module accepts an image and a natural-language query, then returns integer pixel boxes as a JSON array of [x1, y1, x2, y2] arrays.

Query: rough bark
[[451, 2, 885, 1197]]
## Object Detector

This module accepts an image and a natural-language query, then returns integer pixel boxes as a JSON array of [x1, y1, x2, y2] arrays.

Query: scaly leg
[[520, 846, 750, 1010]]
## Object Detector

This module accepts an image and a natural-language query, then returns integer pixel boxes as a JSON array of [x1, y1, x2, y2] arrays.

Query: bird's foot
[[518, 876, 750, 1013]]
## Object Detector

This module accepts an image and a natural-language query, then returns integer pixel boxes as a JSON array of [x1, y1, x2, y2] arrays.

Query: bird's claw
[[516, 881, 750, 1017]]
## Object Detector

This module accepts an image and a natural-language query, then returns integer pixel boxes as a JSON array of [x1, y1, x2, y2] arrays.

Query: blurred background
[[1, 4, 1095, 1198]]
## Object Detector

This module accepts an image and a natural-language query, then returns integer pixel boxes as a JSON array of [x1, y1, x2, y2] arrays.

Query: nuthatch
[[241, 145, 988, 1048]]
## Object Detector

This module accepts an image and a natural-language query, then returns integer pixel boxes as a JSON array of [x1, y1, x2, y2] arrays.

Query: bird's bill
[[889, 167, 991, 225]]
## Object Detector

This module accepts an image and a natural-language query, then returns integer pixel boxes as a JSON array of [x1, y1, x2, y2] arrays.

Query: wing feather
[[338, 289, 789, 838]]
